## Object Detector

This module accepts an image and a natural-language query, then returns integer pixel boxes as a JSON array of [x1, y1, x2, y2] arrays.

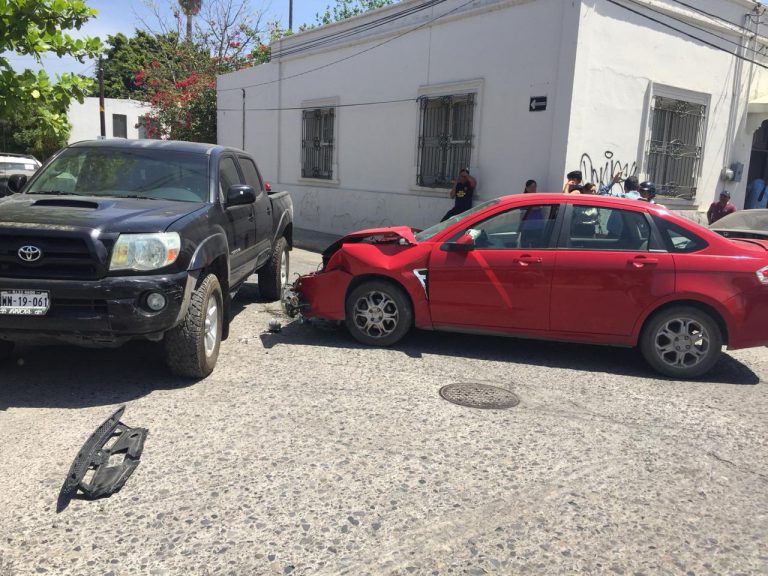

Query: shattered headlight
[[109, 232, 181, 271]]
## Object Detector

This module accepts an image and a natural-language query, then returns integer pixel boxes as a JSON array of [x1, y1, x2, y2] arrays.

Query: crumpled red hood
[[321, 226, 418, 266]]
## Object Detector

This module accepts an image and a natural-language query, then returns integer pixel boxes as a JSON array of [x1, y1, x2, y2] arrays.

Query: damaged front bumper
[[282, 282, 308, 318], [282, 269, 353, 321]]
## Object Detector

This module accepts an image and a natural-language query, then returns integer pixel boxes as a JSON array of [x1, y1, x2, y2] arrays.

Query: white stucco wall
[[68, 97, 153, 143], [218, 0, 580, 235], [218, 0, 766, 234], [566, 0, 767, 211]]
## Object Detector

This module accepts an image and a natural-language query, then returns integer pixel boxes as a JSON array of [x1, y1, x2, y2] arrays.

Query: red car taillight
[[757, 265, 768, 285]]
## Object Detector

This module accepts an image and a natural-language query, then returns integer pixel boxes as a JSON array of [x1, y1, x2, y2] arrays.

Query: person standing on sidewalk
[[441, 168, 477, 222], [707, 191, 737, 224]]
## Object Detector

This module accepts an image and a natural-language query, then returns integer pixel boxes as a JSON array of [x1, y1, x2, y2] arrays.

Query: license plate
[[0, 290, 50, 315]]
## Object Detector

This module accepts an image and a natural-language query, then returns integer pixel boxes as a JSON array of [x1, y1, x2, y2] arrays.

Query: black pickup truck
[[0, 139, 293, 377]]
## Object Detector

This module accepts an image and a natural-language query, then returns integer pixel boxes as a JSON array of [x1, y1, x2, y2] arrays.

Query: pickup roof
[[0, 139, 293, 377]]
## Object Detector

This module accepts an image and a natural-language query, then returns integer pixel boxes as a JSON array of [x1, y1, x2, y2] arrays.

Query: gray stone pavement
[[0, 247, 766, 575]]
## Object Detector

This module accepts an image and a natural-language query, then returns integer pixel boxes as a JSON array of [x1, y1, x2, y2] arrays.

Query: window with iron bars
[[646, 95, 707, 201], [416, 93, 475, 188], [301, 107, 335, 180]]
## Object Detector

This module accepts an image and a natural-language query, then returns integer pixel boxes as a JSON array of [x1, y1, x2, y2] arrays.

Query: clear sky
[[7, 0, 330, 79]]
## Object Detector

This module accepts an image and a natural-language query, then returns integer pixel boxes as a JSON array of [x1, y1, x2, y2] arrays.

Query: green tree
[[314, 0, 394, 26], [100, 31, 168, 99], [0, 0, 102, 143]]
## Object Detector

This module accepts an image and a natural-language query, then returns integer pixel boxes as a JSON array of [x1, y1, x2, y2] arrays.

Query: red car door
[[428, 204, 560, 333], [549, 203, 675, 337]]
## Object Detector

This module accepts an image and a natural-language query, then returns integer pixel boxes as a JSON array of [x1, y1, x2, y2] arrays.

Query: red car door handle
[[517, 255, 543, 266], [630, 256, 658, 268]]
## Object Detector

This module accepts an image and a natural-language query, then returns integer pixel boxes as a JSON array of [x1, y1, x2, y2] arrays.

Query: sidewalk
[[292, 227, 341, 253]]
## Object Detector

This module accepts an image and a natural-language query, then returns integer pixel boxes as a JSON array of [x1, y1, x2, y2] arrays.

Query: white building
[[68, 97, 153, 143], [217, 0, 768, 235]]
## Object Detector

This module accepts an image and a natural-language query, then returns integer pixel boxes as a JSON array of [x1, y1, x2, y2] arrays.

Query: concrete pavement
[[0, 247, 766, 575]]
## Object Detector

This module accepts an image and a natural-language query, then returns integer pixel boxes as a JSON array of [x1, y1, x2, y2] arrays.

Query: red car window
[[457, 204, 560, 249]]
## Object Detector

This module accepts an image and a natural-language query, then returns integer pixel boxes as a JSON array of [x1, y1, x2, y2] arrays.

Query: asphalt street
[[0, 247, 766, 575]]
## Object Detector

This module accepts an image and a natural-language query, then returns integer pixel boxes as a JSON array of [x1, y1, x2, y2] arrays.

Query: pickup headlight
[[109, 233, 181, 271]]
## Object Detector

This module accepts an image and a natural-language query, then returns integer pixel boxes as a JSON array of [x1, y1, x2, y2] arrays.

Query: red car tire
[[345, 280, 412, 346]]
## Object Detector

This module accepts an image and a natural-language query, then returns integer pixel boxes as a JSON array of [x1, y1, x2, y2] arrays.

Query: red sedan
[[284, 194, 768, 378]]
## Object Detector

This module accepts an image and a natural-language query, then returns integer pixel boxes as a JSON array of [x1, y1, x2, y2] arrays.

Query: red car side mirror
[[444, 233, 476, 252]]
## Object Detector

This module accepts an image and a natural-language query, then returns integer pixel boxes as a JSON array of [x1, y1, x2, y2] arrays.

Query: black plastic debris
[[57, 406, 148, 512]]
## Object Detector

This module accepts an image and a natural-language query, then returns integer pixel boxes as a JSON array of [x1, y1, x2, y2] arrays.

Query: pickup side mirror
[[227, 184, 256, 206], [443, 233, 476, 252], [7, 174, 28, 194], [264, 182, 272, 193]]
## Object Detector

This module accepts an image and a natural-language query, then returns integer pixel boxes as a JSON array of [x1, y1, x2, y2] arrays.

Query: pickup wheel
[[165, 273, 223, 378], [345, 280, 412, 346], [258, 236, 289, 301], [0, 340, 14, 362], [639, 306, 722, 379]]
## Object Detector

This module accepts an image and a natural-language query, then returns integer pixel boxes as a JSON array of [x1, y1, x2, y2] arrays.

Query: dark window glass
[[416, 93, 475, 188], [652, 216, 708, 253], [461, 205, 559, 249], [219, 157, 242, 193], [647, 95, 706, 200], [301, 107, 334, 179], [112, 114, 128, 138], [238, 157, 263, 191], [566, 206, 650, 251]]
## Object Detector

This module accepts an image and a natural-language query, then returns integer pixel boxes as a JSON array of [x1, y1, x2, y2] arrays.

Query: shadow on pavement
[[0, 340, 194, 411], [260, 318, 761, 386]]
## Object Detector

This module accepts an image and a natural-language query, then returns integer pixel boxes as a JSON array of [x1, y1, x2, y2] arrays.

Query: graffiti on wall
[[579, 151, 638, 189]]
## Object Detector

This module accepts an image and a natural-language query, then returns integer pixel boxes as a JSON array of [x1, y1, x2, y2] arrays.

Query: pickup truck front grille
[[0, 234, 104, 280]]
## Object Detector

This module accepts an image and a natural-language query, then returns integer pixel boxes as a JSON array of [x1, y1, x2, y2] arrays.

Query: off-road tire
[[639, 306, 723, 379], [345, 280, 413, 347], [165, 273, 223, 378], [0, 340, 14, 362], [258, 236, 289, 301]]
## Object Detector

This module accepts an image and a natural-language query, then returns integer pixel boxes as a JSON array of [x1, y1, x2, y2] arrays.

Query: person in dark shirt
[[707, 191, 737, 224], [441, 168, 477, 221]]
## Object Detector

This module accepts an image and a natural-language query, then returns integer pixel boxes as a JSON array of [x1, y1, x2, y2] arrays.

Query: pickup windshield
[[25, 147, 209, 203]]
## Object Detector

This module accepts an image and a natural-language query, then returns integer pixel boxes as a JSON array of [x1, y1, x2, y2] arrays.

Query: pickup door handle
[[630, 256, 658, 268], [516, 255, 543, 266]]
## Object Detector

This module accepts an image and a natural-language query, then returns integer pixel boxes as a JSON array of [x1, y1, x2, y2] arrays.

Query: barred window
[[417, 93, 475, 188], [301, 107, 335, 180], [646, 96, 707, 201], [112, 114, 127, 139]]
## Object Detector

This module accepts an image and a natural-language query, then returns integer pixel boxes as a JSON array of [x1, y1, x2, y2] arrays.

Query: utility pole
[[98, 57, 106, 138], [289, 0, 293, 30]]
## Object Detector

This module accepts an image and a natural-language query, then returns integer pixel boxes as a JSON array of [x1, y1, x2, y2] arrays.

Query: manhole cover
[[439, 383, 520, 409]]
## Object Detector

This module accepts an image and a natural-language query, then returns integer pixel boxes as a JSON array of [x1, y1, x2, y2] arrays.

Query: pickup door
[[219, 154, 261, 284], [237, 155, 272, 266]]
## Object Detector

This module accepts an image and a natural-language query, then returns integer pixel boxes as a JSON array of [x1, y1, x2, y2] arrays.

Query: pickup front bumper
[[0, 271, 196, 346]]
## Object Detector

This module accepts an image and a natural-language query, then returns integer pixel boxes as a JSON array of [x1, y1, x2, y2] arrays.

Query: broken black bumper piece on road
[[57, 405, 148, 512]]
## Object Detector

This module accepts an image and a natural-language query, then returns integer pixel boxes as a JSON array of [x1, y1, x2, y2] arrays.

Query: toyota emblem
[[18, 245, 43, 262]]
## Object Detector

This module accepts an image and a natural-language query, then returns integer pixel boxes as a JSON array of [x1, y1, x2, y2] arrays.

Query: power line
[[219, 96, 418, 112], [666, 0, 754, 34], [218, 0, 477, 93], [605, 0, 768, 70], [271, 0, 447, 60], [623, 0, 767, 58]]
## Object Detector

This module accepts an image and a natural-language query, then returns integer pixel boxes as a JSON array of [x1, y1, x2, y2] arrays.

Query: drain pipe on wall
[[721, 13, 750, 188], [241, 88, 246, 150]]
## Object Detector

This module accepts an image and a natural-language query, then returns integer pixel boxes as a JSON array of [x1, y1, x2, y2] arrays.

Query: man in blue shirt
[[599, 174, 640, 199]]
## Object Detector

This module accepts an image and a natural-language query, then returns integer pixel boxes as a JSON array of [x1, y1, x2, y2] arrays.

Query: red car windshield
[[415, 199, 500, 241]]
